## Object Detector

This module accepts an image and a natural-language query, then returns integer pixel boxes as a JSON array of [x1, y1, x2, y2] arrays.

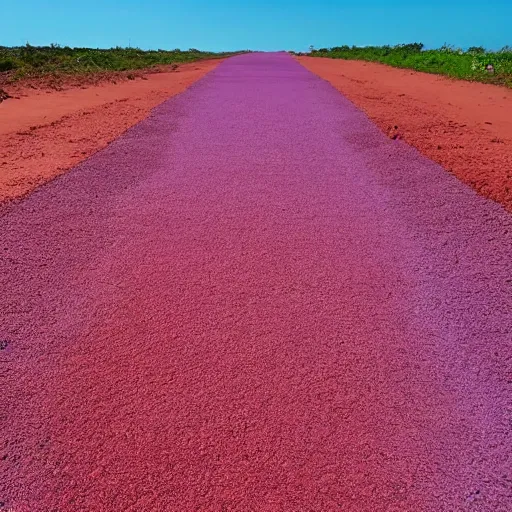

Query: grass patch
[[0, 44, 241, 80], [299, 43, 512, 87]]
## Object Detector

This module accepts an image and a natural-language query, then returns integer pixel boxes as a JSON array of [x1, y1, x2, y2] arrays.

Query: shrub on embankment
[[0, 44, 241, 80], [298, 43, 512, 86]]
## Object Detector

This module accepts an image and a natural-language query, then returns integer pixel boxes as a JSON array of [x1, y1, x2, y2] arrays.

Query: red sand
[[0, 60, 222, 204], [299, 56, 512, 212]]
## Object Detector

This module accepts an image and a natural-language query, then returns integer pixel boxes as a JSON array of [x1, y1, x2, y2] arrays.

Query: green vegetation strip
[[0, 44, 241, 80], [299, 44, 512, 86]]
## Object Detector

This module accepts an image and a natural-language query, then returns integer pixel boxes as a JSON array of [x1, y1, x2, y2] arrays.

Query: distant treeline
[[0, 44, 241, 78]]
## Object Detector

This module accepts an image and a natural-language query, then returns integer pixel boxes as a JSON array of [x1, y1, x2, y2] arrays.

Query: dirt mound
[[0, 88, 11, 103], [0, 64, 187, 97]]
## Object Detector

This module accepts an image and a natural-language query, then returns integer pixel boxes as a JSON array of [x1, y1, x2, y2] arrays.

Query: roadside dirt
[[299, 56, 512, 212], [0, 60, 222, 204], [0, 68, 156, 98]]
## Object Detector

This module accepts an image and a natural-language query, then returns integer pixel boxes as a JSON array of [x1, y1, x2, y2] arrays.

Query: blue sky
[[2, 0, 511, 52]]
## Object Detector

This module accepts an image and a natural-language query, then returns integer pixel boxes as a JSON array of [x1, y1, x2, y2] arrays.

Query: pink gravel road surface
[[1, 53, 511, 511]]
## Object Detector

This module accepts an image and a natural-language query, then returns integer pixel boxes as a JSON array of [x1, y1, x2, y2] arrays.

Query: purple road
[[1, 52, 511, 511]]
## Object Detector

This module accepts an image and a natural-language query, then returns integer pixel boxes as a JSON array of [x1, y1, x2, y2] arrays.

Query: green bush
[[0, 59, 16, 71], [308, 43, 512, 86], [0, 44, 241, 80]]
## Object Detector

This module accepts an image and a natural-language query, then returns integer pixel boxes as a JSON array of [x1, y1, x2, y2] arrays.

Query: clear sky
[[2, 0, 511, 52]]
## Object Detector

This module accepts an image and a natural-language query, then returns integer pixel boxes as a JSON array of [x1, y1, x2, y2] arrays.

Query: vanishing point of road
[[2, 53, 511, 511]]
